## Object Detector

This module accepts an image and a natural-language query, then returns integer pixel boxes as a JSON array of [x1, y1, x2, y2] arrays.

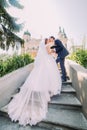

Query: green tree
[[0, 0, 24, 49], [0, 0, 23, 32], [68, 49, 87, 68]]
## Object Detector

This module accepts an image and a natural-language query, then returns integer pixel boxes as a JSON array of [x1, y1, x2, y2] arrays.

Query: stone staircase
[[0, 81, 87, 130]]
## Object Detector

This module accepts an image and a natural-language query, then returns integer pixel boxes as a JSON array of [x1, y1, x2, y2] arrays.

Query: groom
[[50, 36, 69, 82]]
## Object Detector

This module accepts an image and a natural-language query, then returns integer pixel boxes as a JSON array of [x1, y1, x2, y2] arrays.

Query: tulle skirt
[[8, 54, 61, 126]]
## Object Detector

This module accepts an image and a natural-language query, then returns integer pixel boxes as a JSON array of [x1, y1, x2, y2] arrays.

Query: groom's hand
[[50, 45, 57, 49]]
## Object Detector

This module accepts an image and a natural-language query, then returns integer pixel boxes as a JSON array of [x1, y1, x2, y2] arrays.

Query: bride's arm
[[45, 44, 57, 59], [46, 44, 52, 54]]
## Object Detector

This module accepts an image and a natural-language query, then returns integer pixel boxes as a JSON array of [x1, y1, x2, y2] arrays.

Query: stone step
[[42, 107, 87, 130], [38, 122, 73, 130], [9, 85, 76, 102], [62, 80, 72, 86], [0, 96, 85, 130], [0, 81, 86, 130], [61, 85, 76, 94], [49, 93, 82, 110], [0, 85, 80, 113], [0, 112, 73, 130], [0, 93, 82, 115], [0, 106, 85, 130], [16, 84, 76, 94], [0, 116, 61, 130]]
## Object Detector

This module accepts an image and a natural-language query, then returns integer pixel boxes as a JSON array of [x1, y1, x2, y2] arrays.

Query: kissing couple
[[7, 36, 69, 126]]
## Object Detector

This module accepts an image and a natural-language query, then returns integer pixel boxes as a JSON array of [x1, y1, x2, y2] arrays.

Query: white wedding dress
[[8, 40, 62, 126]]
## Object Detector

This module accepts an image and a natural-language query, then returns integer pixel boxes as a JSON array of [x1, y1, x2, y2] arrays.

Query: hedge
[[68, 49, 87, 68], [0, 54, 34, 77]]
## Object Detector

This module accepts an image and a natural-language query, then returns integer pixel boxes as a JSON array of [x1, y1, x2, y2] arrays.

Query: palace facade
[[23, 31, 41, 57]]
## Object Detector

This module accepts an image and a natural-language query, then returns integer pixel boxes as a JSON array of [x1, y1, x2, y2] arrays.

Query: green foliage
[[8, 0, 24, 9], [0, 0, 24, 32], [0, 54, 34, 77], [68, 49, 87, 68]]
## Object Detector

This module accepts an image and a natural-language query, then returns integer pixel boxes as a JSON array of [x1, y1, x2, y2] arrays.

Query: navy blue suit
[[51, 39, 69, 81]]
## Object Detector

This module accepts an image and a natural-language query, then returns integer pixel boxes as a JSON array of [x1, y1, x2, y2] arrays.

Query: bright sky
[[7, 0, 87, 44]]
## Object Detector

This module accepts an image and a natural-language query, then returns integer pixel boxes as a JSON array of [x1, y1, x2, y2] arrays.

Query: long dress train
[[7, 41, 62, 126]]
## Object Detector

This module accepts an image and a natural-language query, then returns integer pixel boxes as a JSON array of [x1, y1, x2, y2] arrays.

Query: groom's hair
[[50, 36, 55, 40]]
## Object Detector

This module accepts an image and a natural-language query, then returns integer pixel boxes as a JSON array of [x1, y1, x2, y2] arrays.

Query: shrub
[[0, 54, 34, 77], [68, 49, 87, 68]]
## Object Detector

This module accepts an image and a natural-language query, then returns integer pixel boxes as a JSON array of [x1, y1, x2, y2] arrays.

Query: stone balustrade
[[65, 59, 87, 118], [0, 63, 33, 108]]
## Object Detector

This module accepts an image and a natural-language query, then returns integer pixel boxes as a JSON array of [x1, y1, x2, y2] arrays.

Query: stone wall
[[65, 59, 87, 118], [0, 63, 33, 109]]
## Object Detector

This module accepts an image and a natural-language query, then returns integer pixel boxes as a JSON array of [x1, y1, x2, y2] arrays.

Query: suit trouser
[[56, 57, 66, 80]]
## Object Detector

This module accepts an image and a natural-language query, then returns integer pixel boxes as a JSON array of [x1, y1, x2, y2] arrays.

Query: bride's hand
[[51, 49, 56, 53]]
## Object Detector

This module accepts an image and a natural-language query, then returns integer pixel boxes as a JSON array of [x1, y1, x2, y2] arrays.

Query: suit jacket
[[51, 39, 69, 58]]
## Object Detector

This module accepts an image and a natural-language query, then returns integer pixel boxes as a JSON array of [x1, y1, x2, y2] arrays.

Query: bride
[[7, 38, 62, 126]]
